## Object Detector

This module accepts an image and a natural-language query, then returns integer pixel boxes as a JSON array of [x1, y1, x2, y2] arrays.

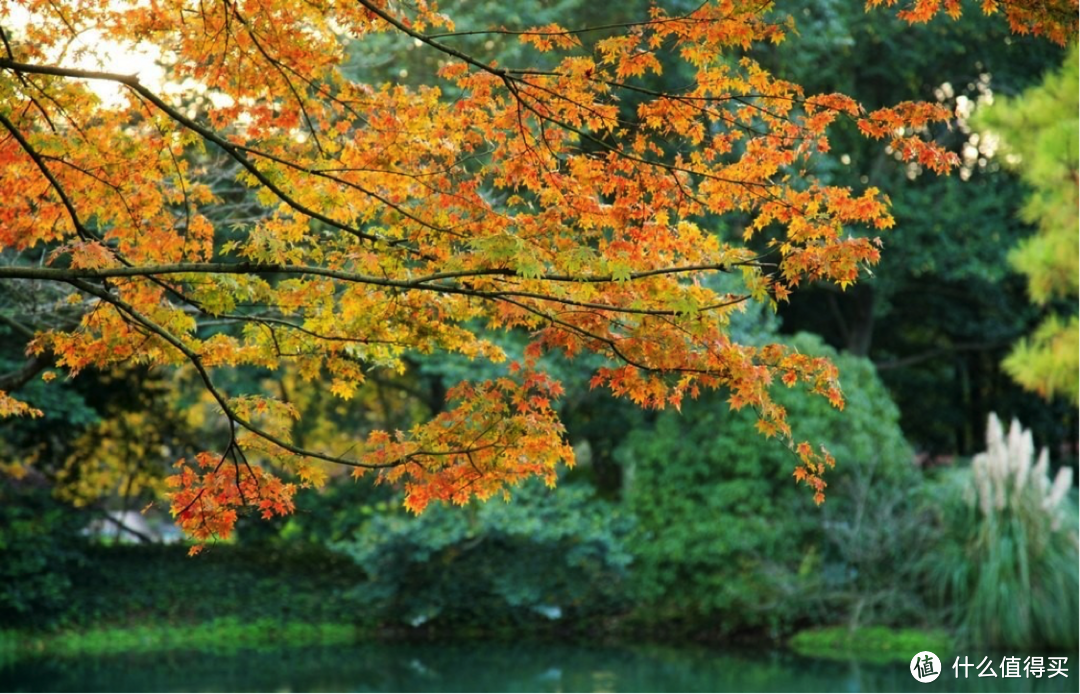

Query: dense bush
[[333, 480, 633, 630], [65, 543, 369, 629], [0, 480, 88, 628], [1, 533, 368, 631], [925, 415, 1078, 650], [618, 333, 928, 637]]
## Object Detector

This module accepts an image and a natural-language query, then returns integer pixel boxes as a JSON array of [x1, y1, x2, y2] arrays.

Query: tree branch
[[0, 353, 52, 392]]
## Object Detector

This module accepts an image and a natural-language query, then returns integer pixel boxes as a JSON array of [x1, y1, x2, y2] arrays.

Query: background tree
[[975, 44, 1079, 405], [753, 0, 1073, 454]]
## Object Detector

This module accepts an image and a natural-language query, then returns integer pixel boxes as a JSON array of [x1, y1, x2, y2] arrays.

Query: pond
[[2, 640, 1076, 692]]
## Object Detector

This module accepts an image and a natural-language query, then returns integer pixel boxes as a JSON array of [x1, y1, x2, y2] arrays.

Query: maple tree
[[0, 0, 1074, 550]]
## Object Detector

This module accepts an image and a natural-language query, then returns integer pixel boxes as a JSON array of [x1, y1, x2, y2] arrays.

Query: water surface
[[3, 640, 1075, 692]]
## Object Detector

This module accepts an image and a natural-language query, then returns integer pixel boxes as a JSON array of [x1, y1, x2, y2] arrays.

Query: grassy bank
[[789, 626, 953, 664], [2, 542, 374, 662], [6, 618, 361, 658]]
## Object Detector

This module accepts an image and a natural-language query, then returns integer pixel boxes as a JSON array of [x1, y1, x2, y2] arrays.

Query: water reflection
[[3, 640, 1076, 692]]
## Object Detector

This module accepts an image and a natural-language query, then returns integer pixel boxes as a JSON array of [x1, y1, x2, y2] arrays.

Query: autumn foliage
[[0, 0, 1072, 549]]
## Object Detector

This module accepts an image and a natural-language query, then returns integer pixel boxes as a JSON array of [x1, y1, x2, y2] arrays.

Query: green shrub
[[0, 472, 385, 637], [618, 333, 927, 636], [0, 480, 88, 628], [61, 543, 370, 630], [333, 480, 633, 630], [926, 414, 1078, 650]]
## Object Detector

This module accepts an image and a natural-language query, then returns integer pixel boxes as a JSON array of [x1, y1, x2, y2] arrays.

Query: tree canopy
[[757, 0, 1071, 454], [976, 44, 1079, 405], [1, 0, 1075, 549]]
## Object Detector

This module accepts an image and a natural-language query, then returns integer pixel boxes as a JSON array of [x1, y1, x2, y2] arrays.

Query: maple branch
[[4, 262, 751, 323], [501, 296, 709, 377], [0, 261, 750, 320], [0, 26, 13, 59], [175, 435, 237, 521], [61, 277, 396, 472], [4, 114, 236, 358], [480, 286, 738, 317], [425, 3, 711, 39], [0, 110, 93, 242], [511, 66, 820, 118], [0, 28, 64, 133], [0, 0, 966, 527], [343, 18, 709, 291], [224, 0, 327, 157], [0, 353, 52, 393], [2, 59, 483, 254], [40, 153, 153, 238], [351, 0, 815, 216], [353, 0, 514, 79], [205, 314, 406, 346], [145, 115, 197, 258], [498, 79, 800, 220], [0, 261, 736, 287], [0, 58, 383, 246], [2, 103, 223, 315], [228, 141, 471, 241]]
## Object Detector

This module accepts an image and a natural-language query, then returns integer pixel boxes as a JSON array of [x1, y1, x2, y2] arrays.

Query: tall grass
[[927, 414, 1078, 650]]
